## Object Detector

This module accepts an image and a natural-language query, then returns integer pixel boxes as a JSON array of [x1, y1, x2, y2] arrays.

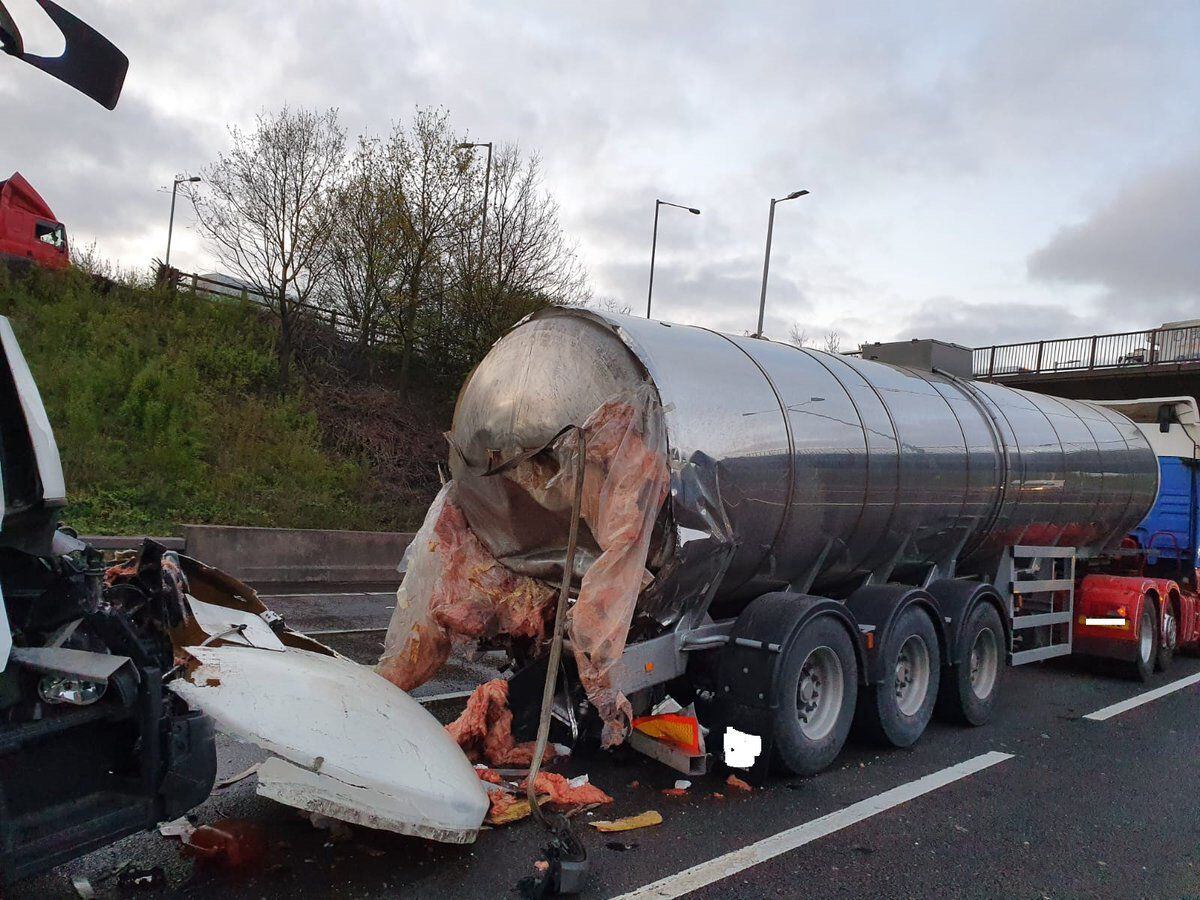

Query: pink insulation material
[[560, 394, 670, 747], [444, 678, 553, 767], [377, 388, 669, 750], [376, 486, 557, 692]]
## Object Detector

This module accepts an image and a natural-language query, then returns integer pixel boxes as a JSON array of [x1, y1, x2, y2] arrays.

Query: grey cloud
[[897, 296, 1089, 348], [1028, 152, 1200, 324]]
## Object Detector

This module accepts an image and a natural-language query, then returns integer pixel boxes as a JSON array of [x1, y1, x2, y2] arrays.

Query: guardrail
[[974, 324, 1200, 379]]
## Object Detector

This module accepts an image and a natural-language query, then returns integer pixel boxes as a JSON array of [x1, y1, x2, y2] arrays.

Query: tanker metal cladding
[[378, 306, 1164, 783]]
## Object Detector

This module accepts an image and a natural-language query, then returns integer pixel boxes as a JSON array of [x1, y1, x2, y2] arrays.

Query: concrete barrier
[[181, 524, 413, 589]]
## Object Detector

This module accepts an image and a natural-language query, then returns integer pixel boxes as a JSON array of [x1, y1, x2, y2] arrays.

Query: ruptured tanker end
[[449, 308, 1158, 629]]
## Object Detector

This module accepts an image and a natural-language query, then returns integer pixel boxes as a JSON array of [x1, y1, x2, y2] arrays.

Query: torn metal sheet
[[9, 646, 132, 681], [185, 595, 285, 651], [167, 645, 489, 844]]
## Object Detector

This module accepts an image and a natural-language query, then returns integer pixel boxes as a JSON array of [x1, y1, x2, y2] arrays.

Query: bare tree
[[591, 296, 633, 316], [449, 144, 588, 364], [191, 106, 346, 388], [320, 136, 405, 373], [789, 323, 811, 347], [822, 329, 843, 354], [384, 107, 471, 392]]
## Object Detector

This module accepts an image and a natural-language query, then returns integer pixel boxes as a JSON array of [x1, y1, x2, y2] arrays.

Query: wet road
[[12, 588, 1200, 899]]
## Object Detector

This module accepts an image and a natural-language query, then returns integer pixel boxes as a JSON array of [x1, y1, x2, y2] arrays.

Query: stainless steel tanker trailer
[[448, 307, 1160, 778]]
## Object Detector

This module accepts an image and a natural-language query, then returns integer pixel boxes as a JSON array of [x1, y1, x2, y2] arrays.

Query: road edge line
[[610, 750, 1014, 900], [1082, 671, 1200, 722]]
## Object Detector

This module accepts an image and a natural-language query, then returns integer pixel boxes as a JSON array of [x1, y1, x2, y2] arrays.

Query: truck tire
[[772, 616, 858, 776], [1133, 601, 1158, 682], [1155, 600, 1177, 673], [856, 605, 940, 747], [935, 603, 1004, 726]]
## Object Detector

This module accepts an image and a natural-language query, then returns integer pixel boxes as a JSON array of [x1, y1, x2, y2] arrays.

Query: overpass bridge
[[973, 321, 1200, 402]]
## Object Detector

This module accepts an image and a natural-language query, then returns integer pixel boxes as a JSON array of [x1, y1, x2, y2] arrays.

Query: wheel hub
[[796, 646, 844, 741], [893, 635, 930, 717]]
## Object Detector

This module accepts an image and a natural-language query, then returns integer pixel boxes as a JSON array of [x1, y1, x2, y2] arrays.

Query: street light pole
[[165, 175, 201, 272], [646, 198, 701, 319], [755, 189, 808, 338], [457, 141, 493, 261]]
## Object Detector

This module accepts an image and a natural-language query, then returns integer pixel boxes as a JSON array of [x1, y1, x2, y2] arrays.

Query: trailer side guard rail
[[1000, 546, 1076, 665]]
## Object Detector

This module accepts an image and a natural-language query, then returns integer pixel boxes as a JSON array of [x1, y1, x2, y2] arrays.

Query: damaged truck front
[[0, 318, 217, 883]]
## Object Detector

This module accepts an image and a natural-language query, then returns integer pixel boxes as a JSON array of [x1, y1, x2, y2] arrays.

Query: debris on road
[[445, 679, 555, 767], [115, 865, 167, 891], [481, 769, 613, 825], [181, 820, 267, 869], [215, 762, 260, 790], [605, 840, 639, 852], [70, 875, 96, 899], [157, 816, 196, 840], [588, 811, 664, 833], [726, 774, 753, 792]]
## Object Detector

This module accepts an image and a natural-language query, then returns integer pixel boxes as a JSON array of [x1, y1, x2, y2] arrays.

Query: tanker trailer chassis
[[606, 544, 1077, 781]]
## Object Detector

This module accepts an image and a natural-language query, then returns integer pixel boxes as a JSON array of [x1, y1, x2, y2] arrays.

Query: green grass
[[0, 266, 394, 535]]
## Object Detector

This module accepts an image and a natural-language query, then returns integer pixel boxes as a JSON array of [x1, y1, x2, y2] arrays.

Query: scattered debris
[[709, 792, 725, 801], [726, 774, 753, 793], [605, 840, 639, 852], [589, 811, 664, 833], [157, 816, 195, 840], [674, 779, 691, 790], [70, 875, 96, 899], [116, 866, 166, 891], [215, 762, 260, 790], [445, 679, 556, 767], [181, 820, 268, 869], [661, 788, 687, 797]]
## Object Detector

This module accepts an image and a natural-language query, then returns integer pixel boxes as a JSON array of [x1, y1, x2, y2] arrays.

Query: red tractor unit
[[1074, 397, 1200, 678], [0, 173, 70, 270]]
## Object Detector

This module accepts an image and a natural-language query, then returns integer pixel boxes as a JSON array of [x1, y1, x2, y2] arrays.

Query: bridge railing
[[974, 324, 1200, 378]]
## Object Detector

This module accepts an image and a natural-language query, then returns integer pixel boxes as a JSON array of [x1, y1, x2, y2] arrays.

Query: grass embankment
[[0, 266, 430, 535]]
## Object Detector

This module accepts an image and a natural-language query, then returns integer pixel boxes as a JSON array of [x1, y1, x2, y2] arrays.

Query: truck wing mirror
[[0, 0, 128, 109], [1158, 404, 1175, 433]]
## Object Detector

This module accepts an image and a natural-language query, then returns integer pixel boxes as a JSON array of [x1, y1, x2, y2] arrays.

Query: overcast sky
[[3, 0, 1197, 347]]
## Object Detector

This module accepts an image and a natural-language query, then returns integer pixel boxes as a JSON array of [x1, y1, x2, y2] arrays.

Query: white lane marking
[[1083, 672, 1200, 722], [612, 750, 1014, 900]]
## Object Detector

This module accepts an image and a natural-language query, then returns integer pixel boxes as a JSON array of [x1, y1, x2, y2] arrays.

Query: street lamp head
[[688, 207, 701, 215], [785, 189, 810, 200], [187, 176, 202, 183]]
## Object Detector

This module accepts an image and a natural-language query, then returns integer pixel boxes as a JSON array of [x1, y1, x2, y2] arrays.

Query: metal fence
[[973, 324, 1200, 379]]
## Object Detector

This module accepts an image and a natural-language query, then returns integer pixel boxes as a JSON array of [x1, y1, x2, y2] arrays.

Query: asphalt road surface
[[12, 588, 1200, 900]]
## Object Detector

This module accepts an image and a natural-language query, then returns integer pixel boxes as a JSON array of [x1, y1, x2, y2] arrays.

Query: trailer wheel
[[1155, 599, 1178, 673], [856, 606, 940, 747], [772, 616, 858, 776], [935, 603, 1004, 726], [1133, 600, 1158, 682]]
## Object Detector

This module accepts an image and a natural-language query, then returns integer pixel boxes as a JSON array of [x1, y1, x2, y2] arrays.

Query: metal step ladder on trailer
[[998, 545, 1076, 665]]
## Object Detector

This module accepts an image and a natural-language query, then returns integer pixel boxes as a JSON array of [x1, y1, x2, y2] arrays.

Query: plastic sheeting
[[377, 387, 669, 748], [376, 486, 557, 692], [555, 389, 669, 746]]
